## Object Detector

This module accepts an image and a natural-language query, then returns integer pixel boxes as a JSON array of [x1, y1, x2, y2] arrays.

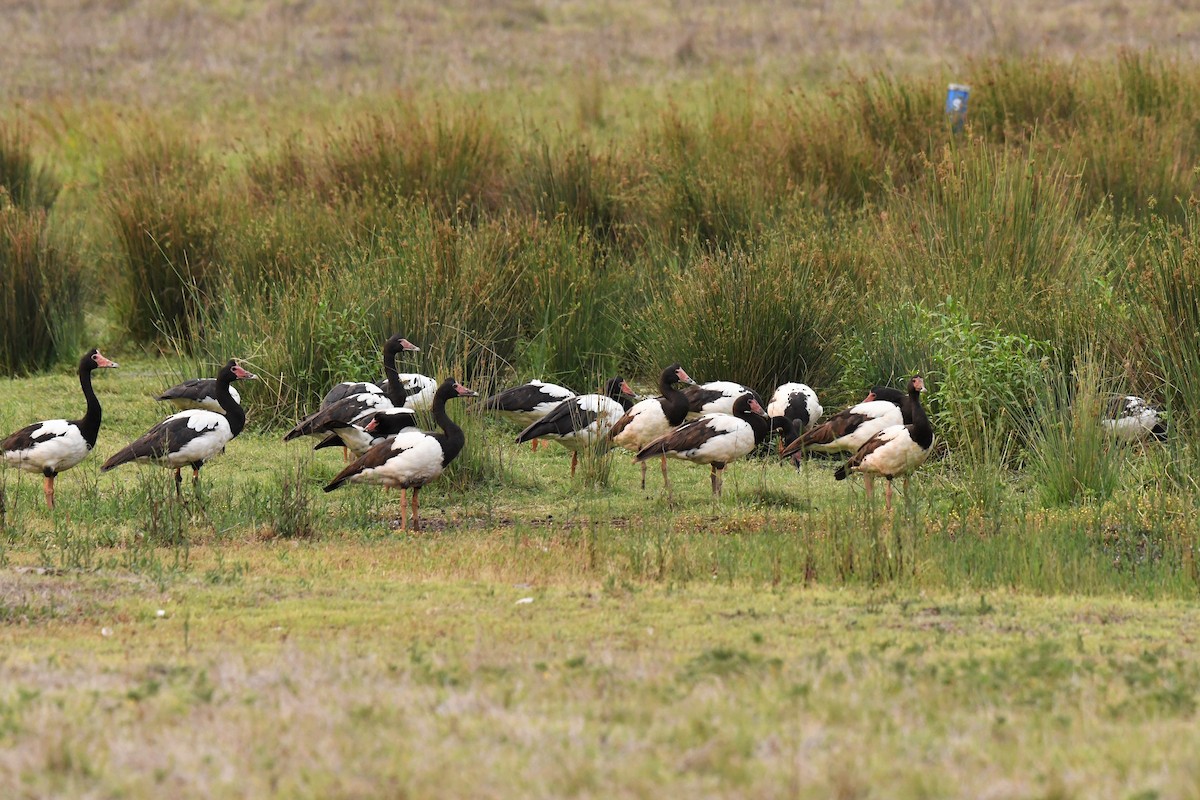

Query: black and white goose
[[483, 379, 576, 449], [1103, 395, 1167, 444], [157, 379, 241, 414], [767, 383, 822, 444], [834, 376, 934, 510], [636, 393, 770, 497], [684, 381, 762, 419], [781, 385, 907, 459], [319, 337, 422, 409], [610, 363, 696, 490], [312, 407, 421, 458], [2, 349, 118, 509], [284, 334, 420, 444], [398, 373, 438, 412], [324, 378, 477, 531], [514, 377, 636, 476], [102, 360, 257, 492]]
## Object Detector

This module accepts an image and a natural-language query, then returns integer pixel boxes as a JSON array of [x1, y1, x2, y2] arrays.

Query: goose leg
[[710, 464, 719, 495], [192, 465, 201, 487], [864, 474, 874, 502], [410, 487, 421, 532], [343, 446, 349, 463], [43, 474, 55, 510], [174, 468, 183, 496], [400, 487, 408, 531], [570, 451, 578, 478], [531, 439, 539, 452], [640, 461, 647, 490], [885, 479, 894, 512]]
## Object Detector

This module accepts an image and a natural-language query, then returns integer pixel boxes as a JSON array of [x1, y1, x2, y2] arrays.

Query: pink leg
[[885, 480, 894, 512], [43, 476, 55, 510]]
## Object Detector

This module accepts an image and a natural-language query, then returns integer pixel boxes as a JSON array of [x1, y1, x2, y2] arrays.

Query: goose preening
[[610, 363, 696, 490], [322, 381, 386, 409], [2, 349, 119, 509], [157, 379, 241, 414], [781, 385, 907, 460], [101, 360, 257, 492], [1103, 395, 1167, 444], [684, 381, 762, 419], [514, 377, 636, 476], [324, 378, 477, 531], [833, 376, 934, 510], [636, 393, 770, 497], [767, 383, 822, 448], [284, 334, 419, 444], [483, 379, 576, 450], [312, 407, 420, 458]]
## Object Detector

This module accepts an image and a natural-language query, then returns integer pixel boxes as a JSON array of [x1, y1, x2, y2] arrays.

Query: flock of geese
[[1, 334, 1168, 530]]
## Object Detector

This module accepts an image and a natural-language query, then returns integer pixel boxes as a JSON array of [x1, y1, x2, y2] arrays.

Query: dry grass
[[1, 0, 1198, 112], [1, 560, 1199, 798]]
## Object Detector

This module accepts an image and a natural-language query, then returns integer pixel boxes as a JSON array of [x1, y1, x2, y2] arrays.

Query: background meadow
[[2, 1, 1200, 797]]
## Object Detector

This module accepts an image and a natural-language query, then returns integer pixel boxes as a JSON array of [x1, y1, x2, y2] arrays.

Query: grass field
[[5, 0, 1200, 796]]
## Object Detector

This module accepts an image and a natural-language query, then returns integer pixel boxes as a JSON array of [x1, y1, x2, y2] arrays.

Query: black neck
[[76, 366, 102, 447], [383, 346, 407, 405], [768, 416, 796, 447], [908, 388, 933, 448], [746, 412, 772, 445], [431, 382, 466, 463], [658, 372, 690, 426], [217, 372, 247, 436]]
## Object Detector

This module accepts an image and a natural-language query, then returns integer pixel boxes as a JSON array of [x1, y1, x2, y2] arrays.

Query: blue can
[[946, 83, 970, 132]]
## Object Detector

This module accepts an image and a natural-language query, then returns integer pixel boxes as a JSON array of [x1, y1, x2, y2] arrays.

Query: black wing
[[516, 399, 597, 442], [103, 414, 221, 469]]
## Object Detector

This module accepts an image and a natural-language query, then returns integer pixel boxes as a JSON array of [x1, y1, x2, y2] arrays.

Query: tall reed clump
[[636, 229, 846, 395], [516, 140, 629, 250], [105, 134, 227, 344], [0, 123, 60, 212], [317, 105, 510, 220], [641, 104, 785, 249], [1021, 349, 1124, 506], [509, 222, 627, 388], [783, 72, 947, 208], [1130, 209, 1200, 434], [875, 141, 1112, 352], [0, 204, 83, 375]]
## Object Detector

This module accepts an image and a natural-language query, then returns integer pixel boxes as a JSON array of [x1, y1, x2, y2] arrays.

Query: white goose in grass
[[610, 363, 696, 490], [1103, 395, 1167, 444], [636, 392, 770, 497], [324, 377, 477, 532], [834, 376, 934, 511], [514, 377, 637, 477], [2, 349, 119, 509], [102, 360, 257, 493]]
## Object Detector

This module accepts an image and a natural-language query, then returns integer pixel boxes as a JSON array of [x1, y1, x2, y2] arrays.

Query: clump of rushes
[[1022, 349, 1123, 506], [637, 228, 845, 396], [0, 205, 83, 375], [105, 133, 226, 344], [0, 123, 59, 212]]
